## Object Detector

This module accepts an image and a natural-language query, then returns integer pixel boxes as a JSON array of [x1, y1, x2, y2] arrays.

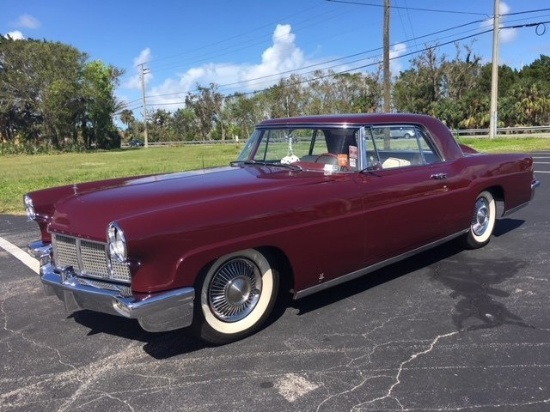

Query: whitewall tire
[[194, 249, 279, 345], [464, 190, 496, 249]]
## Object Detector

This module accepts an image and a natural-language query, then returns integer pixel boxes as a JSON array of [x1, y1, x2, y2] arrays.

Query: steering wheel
[[314, 153, 339, 165]]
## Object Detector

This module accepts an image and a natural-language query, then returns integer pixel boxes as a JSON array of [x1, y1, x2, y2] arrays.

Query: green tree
[[508, 80, 550, 126], [393, 46, 447, 115], [172, 107, 199, 141], [119, 109, 134, 127], [0, 37, 123, 151], [185, 83, 223, 140], [81, 60, 124, 149], [225, 92, 261, 140], [519, 54, 550, 84], [0, 37, 87, 147]]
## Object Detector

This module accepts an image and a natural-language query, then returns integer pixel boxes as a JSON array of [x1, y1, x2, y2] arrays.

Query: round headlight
[[24, 195, 36, 221], [107, 222, 127, 262]]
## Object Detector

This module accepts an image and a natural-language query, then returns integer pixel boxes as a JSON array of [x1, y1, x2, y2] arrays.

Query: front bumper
[[28, 241, 195, 332]]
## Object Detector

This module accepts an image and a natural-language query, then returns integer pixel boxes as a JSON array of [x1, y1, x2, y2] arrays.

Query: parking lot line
[[0, 236, 38, 273]]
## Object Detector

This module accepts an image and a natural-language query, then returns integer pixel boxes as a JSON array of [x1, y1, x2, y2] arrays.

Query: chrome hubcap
[[472, 198, 489, 236], [208, 258, 262, 322]]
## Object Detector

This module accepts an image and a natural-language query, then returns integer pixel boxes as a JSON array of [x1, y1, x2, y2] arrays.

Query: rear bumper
[[28, 241, 195, 332]]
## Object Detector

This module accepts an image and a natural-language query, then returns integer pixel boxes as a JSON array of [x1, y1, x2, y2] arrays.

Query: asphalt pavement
[[1, 152, 549, 412]]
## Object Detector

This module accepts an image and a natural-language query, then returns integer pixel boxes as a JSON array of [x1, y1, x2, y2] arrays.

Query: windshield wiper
[[236, 160, 302, 171]]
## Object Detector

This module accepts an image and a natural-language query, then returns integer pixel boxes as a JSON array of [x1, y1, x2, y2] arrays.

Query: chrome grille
[[53, 234, 131, 284], [54, 235, 79, 269], [80, 239, 108, 277]]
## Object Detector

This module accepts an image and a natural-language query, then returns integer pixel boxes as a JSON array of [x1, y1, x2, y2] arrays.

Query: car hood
[[48, 165, 334, 240]]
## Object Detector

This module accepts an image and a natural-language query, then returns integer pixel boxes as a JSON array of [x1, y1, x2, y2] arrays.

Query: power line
[[137, 17, 488, 104], [146, 6, 356, 76], [139, 26, 496, 111], [119, 3, 550, 114], [135, 3, 324, 68], [120, 4, 550, 84], [325, 0, 489, 17], [503, 8, 550, 17]]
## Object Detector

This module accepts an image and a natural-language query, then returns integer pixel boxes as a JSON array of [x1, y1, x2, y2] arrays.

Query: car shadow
[[72, 311, 208, 356], [492, 217, 525, 237]]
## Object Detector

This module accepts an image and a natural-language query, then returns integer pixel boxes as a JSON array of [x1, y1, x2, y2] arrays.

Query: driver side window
[[366, 125, 441, 169]]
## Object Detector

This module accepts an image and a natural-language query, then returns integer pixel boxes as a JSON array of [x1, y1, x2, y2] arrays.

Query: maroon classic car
[[26, 113, 540, 344]]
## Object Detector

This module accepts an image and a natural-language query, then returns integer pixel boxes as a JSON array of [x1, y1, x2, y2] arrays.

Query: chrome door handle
[[430, 173, 447, 180]]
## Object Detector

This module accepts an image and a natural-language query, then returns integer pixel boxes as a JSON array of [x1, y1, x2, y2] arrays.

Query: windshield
[[236, 126, 362, 173]]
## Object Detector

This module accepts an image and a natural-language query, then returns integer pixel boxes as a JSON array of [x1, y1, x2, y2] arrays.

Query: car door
[[357, 126, 464, 266]]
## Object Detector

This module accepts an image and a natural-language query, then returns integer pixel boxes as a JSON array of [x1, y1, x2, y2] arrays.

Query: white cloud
[[499, 2, 518, 43], [16, 14, 40, 29], [500, 2, 511, 15], [121, 24, 368, 112], [3, 14, 39, 41], [389, 43, 408, 76], [135, 24, 325, 110], [134, 47, 152, 66], [245, 24, 305, 82], [500, 27, 518, 43], [481, 1, 518, 44], [5, 30, 25, 40], [123, 48, 153, 89]]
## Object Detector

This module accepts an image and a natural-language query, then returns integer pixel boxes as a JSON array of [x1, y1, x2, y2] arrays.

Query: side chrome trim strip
[[294, 229, 468, 300]]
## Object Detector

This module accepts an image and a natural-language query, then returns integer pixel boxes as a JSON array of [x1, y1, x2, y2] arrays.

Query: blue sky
[[2, 0, 550, 117]]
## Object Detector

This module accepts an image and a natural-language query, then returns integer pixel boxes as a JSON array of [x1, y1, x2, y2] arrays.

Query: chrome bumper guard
[[28, 241, 195, 332]]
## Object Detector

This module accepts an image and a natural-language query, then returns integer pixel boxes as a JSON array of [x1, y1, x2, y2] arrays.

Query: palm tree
[[119, 109, 135, 130]]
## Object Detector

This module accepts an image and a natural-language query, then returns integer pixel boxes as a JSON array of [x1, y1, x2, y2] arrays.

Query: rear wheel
[[463, 190, 496, 249], [193, 249, 279, 345]]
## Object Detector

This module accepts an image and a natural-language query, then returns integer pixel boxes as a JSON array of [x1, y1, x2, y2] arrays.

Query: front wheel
[[462, 190, 496, 249], [193, 249, 279, 345]]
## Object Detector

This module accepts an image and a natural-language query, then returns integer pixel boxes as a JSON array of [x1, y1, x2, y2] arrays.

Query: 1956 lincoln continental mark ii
[[26, 113, 540, 344]]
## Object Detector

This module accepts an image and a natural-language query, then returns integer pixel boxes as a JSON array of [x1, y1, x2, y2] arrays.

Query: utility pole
[[383, 0, 391, 113], [139, 63, 150, 148], [382, 0, 391, 150], [489, 0, 500, 139]]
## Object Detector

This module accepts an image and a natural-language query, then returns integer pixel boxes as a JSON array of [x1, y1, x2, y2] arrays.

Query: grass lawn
[[2, 138, 549, 215], [1, 144, 243, 215], [458, 137, 550, 153]]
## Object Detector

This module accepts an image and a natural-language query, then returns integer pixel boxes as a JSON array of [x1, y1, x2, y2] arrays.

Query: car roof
[[257, 113, 436, 128]]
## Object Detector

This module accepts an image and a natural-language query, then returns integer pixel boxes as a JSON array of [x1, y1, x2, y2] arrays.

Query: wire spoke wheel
[[208, 258, 262, 322], [195, 249, 279, 345]]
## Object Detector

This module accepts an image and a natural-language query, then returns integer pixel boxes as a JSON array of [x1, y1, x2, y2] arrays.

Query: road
[[1, 152, 549, 411]]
